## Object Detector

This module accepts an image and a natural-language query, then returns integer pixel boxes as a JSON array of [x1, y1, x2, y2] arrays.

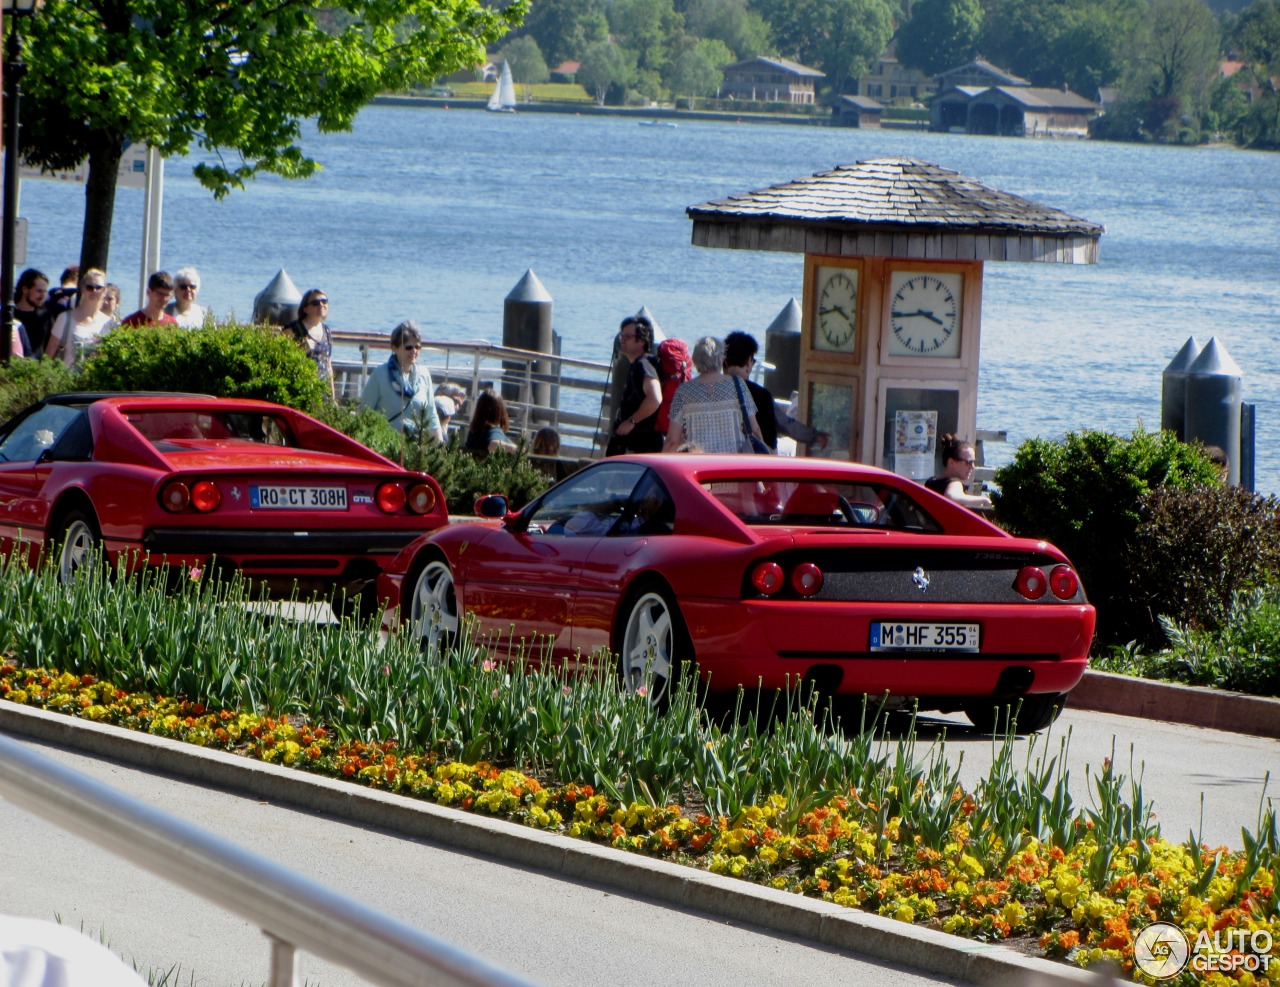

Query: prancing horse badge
[[912, 566, 930, 593]]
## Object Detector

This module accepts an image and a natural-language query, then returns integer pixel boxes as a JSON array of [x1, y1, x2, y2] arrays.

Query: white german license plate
[[250, 485, 348, 510], [870, 622, 979, 652]]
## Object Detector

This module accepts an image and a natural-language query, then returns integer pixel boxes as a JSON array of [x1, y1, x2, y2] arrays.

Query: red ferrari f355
[[0, 393, 447, 611], [378, 454, 1095, 732]]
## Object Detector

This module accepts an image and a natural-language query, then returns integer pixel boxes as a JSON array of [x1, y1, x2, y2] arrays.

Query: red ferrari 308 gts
[[0, 393, 448, 609], [378, 454, 1095, 732]]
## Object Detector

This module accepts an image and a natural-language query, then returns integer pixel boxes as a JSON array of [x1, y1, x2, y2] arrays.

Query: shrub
[[0, 357, 76, 421], [310, 403, 553, 515], [1128, 484, 1280, 633], [993, 428, 1222, 645], [78, 324, 328, 412]]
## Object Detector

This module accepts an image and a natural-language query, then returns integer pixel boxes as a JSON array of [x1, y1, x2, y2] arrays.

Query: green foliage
[[0, 357, 76, 423], [1094, 588, 1280, 697], [992, 427, 1222, 644], [1128, 484, 1280, 631], [77, 325, 329, 413], [309, 403, 553, 515], [667, 46, 726, 97], [579, 41, 638, 103], [13, 0, 527, 269], [502, 35, 551, 86], [0, 547, 1160, 850], [896, 0, 984, 77]]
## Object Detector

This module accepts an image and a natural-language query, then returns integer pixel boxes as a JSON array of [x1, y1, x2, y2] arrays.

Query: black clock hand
[[892, 309, 946, 326]]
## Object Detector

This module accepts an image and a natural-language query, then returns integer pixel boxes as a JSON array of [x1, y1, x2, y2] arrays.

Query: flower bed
[[4, 662, 1277, 985]]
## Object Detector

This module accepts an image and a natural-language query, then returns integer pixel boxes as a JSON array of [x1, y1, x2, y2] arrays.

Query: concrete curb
[[0, 701, 1108, 987], [1069, 670, 1280, 739]]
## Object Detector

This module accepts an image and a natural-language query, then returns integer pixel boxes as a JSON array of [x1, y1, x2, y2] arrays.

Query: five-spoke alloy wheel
[[409, 559, 459, 659]]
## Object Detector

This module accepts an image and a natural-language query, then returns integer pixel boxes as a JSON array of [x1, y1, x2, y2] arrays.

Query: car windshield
[[703, 479, 943, 533], [125, 410, 297, 449]]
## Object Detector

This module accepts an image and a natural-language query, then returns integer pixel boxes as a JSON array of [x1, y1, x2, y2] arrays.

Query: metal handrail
[[329, 330, 615, 459], [0, 731, 538, 987]]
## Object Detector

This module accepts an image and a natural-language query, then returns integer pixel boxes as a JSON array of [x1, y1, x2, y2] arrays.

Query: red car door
[[464, 462, 650, 666]]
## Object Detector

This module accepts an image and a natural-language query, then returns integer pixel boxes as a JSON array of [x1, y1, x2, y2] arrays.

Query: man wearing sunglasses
[[164, 267, 211, 328], [120, 271, 179, 327]]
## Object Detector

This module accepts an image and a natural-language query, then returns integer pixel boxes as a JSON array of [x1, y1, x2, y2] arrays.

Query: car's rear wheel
[[964, 693, 1067, 735], [618, 584, 690, 709], [409, 558, 459, 659], [55, 510, 101, 584]]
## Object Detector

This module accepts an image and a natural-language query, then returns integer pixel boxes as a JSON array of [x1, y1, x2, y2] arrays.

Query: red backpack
[[650, 338, 693, 434]]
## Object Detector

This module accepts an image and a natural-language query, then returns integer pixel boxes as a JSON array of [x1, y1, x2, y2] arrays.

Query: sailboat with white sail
[[487, 62, 517, 113]]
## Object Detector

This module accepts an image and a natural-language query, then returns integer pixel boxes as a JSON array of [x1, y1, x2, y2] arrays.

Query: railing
[[0, 731, 538, 987], [331, 329, 615, 463]]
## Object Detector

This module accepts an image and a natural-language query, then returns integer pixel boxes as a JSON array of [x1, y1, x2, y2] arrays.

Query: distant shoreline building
[[720, 56, 824, 104], [928, 59, 1098, 137]]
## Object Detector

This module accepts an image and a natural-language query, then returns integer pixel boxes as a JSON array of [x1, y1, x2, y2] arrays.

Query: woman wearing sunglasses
[[924, 433, 993, 511], [285, 288, 336, 401], [360, 320, 444, 441], [44, 268, 112, 366]]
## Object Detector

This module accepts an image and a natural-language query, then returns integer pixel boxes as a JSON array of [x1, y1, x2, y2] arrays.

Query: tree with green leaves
[[607, 0, 685, 75], [502, 34, 551, 94], [1128, 0, 1222, 137], [896, 0, 984, 76], [755, 0, 894, 94], [980, 0, 1142, 92], [11, 0, 526, 274], [682, 0, 772, 60], [578, 40, 638, 104], [521, 0, 610, 69], [1229, 0, 1280, 146], [666, 39, 731, 101]]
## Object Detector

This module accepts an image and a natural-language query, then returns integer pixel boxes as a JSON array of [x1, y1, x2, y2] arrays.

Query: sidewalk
[[1068, 670, 1280, 739]]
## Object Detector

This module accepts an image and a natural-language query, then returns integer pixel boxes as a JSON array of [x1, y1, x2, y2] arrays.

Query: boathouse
[[721, 56, 823, 104], [967, 87, 1099, 137], [686, 157, 1102, 477], [831, 95, 884, 128]]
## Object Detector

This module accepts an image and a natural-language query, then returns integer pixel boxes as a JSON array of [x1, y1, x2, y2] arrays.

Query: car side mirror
[[474, 494, 509, 518]]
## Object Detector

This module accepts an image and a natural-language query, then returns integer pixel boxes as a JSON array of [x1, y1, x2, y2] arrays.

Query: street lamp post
[[2, 0, 40, 364]]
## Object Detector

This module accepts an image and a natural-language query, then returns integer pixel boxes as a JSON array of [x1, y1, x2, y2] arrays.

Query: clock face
[[815, 267, 858, 353], [888, 271, 963, 358]]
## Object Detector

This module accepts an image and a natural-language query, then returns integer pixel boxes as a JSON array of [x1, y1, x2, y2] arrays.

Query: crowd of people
[[6, 272, 990, 508], [7, 264, 215, 363], [605, 315, 990, 511]]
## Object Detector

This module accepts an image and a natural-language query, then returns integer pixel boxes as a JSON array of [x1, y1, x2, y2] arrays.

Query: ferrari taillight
[[376, 482, 407, 513], [1015, 566, 1047, 600], [190, 480, 221, 512], [160, 481, 190, 512], [406, 483, 437, 515], [750, 561, 784, 595], [1048, 565, 1079, 600], [791, 562, 824, 597]]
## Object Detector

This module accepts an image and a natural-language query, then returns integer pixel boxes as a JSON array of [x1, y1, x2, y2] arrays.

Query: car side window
[[0, 405, 84, 464], [612, 471, 675, 536], [526, 463, 645, 536]]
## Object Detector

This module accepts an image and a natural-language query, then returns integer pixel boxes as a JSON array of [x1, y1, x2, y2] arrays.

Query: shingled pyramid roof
[[687, 157, 1103, 264]]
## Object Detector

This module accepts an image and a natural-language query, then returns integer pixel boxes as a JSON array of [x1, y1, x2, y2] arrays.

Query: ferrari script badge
[[912, 567, 930, 593]]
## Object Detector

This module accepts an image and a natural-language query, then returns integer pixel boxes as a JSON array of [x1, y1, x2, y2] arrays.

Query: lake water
[[18, 106, 1280, 491]]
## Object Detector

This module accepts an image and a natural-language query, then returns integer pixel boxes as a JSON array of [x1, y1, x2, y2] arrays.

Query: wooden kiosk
[[687, 158, 1102, 478]]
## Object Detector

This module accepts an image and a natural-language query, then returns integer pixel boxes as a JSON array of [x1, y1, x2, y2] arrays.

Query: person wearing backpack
[[607, 315, 664, 456]]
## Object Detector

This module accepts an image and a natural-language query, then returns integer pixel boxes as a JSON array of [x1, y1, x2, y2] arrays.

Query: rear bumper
[[142, 528, 421, 556], [681, 598, 1095, 698]]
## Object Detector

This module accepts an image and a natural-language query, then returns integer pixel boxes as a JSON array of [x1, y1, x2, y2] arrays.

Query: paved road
[[2, 735, 969, 987], [3, 704, 1276, 987]]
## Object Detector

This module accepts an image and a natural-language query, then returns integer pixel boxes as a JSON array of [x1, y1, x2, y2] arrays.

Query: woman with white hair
[[662, 335, 764, 454], [165, 266, 210, 327]]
